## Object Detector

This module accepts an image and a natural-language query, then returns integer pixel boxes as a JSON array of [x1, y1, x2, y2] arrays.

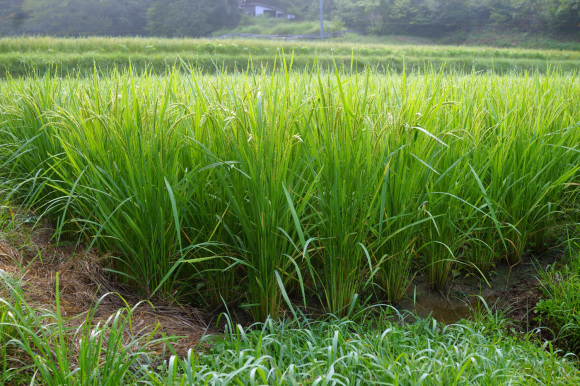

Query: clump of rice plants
[[0, 66, 578, 321], [2, 36, 580, 77]]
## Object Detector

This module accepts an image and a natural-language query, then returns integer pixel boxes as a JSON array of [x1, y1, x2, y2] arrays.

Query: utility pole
[[320, 0, 324, 40]]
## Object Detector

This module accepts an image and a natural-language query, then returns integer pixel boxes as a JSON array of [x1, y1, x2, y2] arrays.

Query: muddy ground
[[396, 249, 560, 339]]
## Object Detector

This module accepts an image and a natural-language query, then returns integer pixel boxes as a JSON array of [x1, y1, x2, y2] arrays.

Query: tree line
[[0, 0, 239, 37], [0, 0, 578, 37], [334, 0, 579, 36]]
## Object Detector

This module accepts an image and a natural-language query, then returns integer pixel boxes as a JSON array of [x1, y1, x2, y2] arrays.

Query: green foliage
[[2, 0, 578, 39], [147, 0, 240, 37], [1, 36, 580, 79], [545, 0, 580, 34], [333, 0, 382, 31], [0, 284, 17, 378], [488, 0, 579, 34], [1, 66, 579, 321], [537, 226, 580, 352], [0, 0, 26, 35], [20, 0, 152, 36], [335, 0, 579, 37], [2, 268, 578, 384], [0, 272, 169, 384], [144, 313, 580, 383], [3, 0, 241, 37]]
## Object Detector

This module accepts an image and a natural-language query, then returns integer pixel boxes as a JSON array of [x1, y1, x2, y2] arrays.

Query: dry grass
[[0, 220, 209, 359]]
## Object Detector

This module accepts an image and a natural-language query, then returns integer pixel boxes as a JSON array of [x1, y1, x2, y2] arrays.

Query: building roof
[[240, 2, 287, 13]]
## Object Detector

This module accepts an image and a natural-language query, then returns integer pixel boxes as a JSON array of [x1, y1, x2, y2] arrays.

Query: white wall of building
[[255, 6, 267, 16], [243, 4, 295, 20]]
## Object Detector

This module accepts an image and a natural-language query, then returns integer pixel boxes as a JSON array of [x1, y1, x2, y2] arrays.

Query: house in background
[[240, 2, 295, 19]]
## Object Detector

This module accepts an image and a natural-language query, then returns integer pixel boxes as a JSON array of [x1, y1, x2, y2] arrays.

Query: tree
[[544, 0, 580, 34], [334, 0, 381, 31], [0, 0, 26, 35], [488, 0, 547, 32], [20, 0, 152, 36], [375, 0, 434, 35], [147, 0, 240, 37], [427, 0, 490, 32]]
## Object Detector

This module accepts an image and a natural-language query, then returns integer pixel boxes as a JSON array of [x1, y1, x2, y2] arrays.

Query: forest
[[0, 0, 578, 38]]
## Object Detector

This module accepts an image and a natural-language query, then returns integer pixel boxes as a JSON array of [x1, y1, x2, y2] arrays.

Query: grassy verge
[[213, 16, 346, 36], [1, 36, 579, 77], [2, 267, 579, 384], [0, 270, 171, 384], [537, 222, 580, 352], [434, 29, 580, 51]]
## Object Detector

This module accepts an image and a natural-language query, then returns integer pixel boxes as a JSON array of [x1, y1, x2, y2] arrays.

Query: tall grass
[[0, 66, 578, 320]]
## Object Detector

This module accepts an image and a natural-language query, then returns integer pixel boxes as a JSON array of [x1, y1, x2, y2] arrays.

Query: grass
[[1, 36, 580, 77], [434, 28, 580, 51], [1, 267, 579, 384], [143, 312, 580, 384], [0, 65, 578, 321], [214, 16, 346, 36], [537, 222, 580, 352], [0, 270, 169, 384]]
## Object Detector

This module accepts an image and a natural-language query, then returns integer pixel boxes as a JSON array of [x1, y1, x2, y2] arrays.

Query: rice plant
[[1, 36, 580, 77], [0, 66, 578, 321]]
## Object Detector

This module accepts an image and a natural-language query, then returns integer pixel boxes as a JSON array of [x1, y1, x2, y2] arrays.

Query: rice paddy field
[[1, 36, 580, 77], [0, 37, 580, 383]]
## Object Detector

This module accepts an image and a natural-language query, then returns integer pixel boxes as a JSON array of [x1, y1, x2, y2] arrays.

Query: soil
[[395, 249, 560, 336]]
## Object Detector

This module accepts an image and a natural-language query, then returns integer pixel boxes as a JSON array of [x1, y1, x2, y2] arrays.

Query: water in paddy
[[396, 250, 560, 324]]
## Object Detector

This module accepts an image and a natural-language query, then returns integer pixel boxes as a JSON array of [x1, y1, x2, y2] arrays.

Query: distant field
[[1, 36, 579, 77]]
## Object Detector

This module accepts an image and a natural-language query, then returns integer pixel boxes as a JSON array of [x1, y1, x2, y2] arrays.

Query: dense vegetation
[[0, 67, 578, 322], [0, 0, 578, 40], [1, 268, 578, 384], [1, 36, 580, 79], [2, 268, 579, 383], [1, 34, 579, 382], [537, 225, 580, 353], [335, 0, 580, 37], [0, 0, 240, 37]]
